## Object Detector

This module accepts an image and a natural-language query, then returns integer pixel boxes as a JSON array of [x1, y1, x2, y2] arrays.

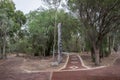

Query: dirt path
[[62, 54, 85, 70], [52, 54, 120, 80], [0, 54, 120, 80]]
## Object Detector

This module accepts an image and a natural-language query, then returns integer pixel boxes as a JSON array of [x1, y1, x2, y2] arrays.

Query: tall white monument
[[57, 23, 62, 63]]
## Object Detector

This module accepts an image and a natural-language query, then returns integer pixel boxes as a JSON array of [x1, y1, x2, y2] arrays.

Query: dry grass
[[21, 54, 67, 72], [80, 51, 120, 67], [0, 53, 68, 72]]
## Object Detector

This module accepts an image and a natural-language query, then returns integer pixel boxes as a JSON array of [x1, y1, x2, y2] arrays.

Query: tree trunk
[[108, 36, 111, 54], [3, 32, 7, 59], [112, 35, 115, 52], [52, 10, 57, 61], [0, 47, 2, 59], [99, 41, 103, 58], [43, 48, 45, 57], [75, 37, 79, 52], [91, 47, 95, 62], [99, 39, 103, 62], [94, 48, 100, 66], [93, 44, 100, 66]]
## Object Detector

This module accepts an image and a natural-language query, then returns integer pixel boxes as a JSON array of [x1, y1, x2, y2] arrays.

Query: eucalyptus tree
[[26, 10, 54, 56], [68, 0, 120, 65], [26, 9, 80, 58], [0, 0, 15, 58], [43, 0, 62, 61], [0, 10, 14, 58], [0, 0, 26, 58], [0, 13, 8, 58]]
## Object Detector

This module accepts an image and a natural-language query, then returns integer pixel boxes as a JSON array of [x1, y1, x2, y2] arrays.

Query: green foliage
[[25, 9, 81, 56], [68, 0, 120, 50], [0, 0, 26, 58], [26, 10, 54, 56], [68, 0, 120, 65]]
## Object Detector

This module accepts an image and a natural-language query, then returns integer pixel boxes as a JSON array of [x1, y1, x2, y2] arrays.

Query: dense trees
[[0, 0, 26, 58], [26, 10, 54, 56], [0, 0, 80, 59], [25, 9, 80, 57], [0, 0, 119, 67], [68, 0, 120, 65]]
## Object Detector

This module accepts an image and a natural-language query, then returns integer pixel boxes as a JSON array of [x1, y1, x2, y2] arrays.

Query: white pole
[[57, 23, 62, 63]]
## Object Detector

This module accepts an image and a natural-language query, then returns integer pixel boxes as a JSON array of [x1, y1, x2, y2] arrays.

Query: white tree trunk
[[52, 9, 57, 61], [3, 32, 7, 59]]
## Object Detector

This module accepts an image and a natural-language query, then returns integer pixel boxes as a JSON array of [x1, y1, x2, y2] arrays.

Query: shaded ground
[[80, 52, 119, 67], [52, 53, 120, 80]]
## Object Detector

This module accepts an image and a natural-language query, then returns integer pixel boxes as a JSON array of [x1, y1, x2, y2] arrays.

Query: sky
[[12, 0, 68, 14], [12, 0, 46, 14]]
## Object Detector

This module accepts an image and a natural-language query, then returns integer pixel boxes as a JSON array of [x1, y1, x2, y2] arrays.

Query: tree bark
[[3, 32, 7, 59], [91, 47, 95, 62], [94, 48, 100, 66], [93, 43, 100, 66], [108, 36, 111, 54], [0, 47, 2, 59], [52, 10, 57, 61]]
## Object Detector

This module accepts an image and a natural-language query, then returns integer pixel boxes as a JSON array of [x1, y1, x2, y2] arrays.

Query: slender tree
[[43, 0, 62, 61], [0, 0, 26, 58]]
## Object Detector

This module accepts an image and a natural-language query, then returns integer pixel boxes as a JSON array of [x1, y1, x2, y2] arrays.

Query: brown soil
[[1, 52, 120, 80], [21, 54, 67, 71], [0, 56, 51, 80], [62, 54, 85, 70], [114, 58, 120, 65], [80, 52, 120, 67], [0, 53, 67, 80], [52, 53, 120, 80], [52, 66, 120, 80]]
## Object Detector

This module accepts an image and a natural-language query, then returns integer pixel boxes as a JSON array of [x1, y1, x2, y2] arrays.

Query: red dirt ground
[[62, 54, 85, 70], [0, 57, 50, 80], [52, 54, 120, 80], [0, 53, 120, 80]]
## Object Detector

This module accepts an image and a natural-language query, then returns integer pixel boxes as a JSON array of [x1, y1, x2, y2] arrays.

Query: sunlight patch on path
[[70, 61, 79, 64], [69, 65, 79, 70]]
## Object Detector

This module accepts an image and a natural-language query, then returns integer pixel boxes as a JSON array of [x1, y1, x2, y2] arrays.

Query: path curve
[[61, 54, 86, 70], [52, 54, 120, 80]]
